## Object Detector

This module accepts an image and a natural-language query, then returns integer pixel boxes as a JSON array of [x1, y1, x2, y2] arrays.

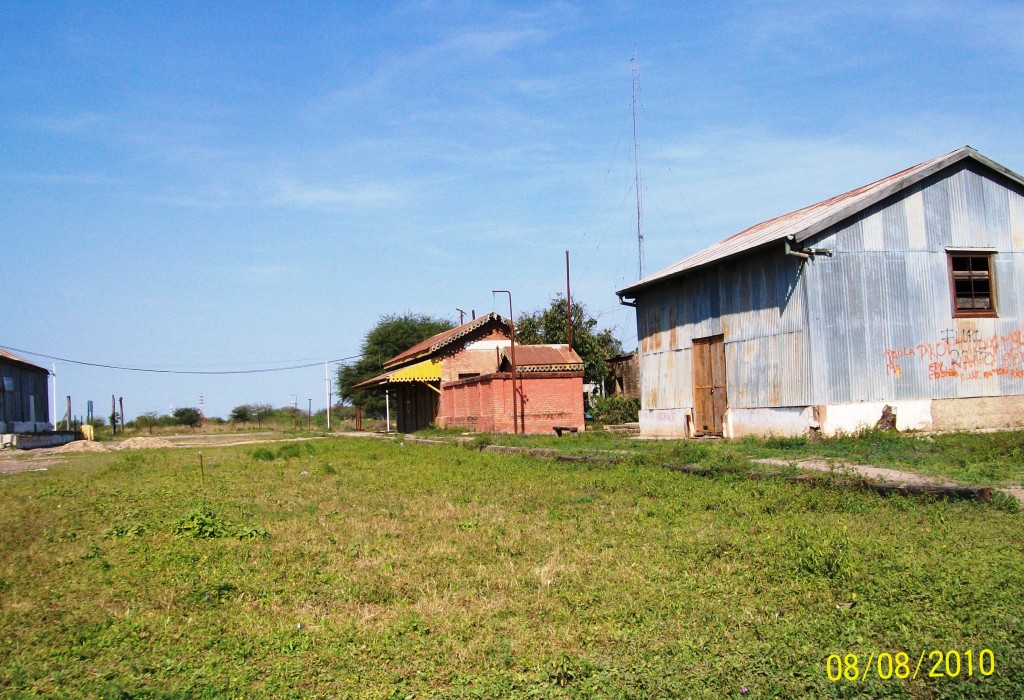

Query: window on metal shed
[[948, 251, 996, 317]]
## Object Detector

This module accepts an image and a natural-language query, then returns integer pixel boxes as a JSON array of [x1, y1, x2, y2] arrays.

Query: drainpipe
[[786, 237, 833, 260], [785, 239, 810, 260]]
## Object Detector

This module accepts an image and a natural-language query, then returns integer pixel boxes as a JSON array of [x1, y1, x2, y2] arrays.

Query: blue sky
[[2, 1, 1023, 420]]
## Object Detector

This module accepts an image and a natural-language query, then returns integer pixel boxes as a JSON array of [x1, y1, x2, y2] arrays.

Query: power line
[[0, 345, 361, 375]]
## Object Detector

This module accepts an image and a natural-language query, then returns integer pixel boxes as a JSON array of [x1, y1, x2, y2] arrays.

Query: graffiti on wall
[[884, 327, 1024, 381]]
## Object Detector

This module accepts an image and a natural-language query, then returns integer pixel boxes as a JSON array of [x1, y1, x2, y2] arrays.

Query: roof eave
[[618, 146, 1022, 298]]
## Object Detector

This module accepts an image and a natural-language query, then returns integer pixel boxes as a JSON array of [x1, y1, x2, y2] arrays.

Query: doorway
[[692, 334, 727, 436]]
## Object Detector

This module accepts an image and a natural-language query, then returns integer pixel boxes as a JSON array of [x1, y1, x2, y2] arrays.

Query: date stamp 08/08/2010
[[826, 650, 996, 683]]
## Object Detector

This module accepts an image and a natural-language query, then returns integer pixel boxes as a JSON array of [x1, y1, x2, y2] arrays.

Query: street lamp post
[[492, 290, 522, 434]]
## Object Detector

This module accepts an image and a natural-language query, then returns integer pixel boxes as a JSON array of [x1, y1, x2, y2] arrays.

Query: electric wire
[[0, 345, 361, 375]]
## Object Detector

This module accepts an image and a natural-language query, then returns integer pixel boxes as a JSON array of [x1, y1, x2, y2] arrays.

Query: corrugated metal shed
[[618, 146, 1024, 298], [628, 147, 1024, 436], [0, 348, 47, 373]]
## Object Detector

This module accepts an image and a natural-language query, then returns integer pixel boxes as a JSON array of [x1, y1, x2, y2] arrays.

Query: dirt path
[[754, 457, 1024, 504], [0, 456, 59, 475]]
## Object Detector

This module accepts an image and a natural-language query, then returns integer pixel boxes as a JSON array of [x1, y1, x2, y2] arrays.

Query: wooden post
[[119, 397, 125, 432], [66, 396, 71, 431], [111, 395, 117, 435]]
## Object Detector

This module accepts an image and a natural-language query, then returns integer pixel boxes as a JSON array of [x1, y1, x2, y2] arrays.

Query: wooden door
[[692, 335, 727, 436]]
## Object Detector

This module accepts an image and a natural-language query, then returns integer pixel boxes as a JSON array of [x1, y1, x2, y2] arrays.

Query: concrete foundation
[[1, 431, 77, 450], [640, 395, 1024, 438]]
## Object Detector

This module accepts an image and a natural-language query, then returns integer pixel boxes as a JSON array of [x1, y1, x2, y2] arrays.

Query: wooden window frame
[[947, 250, 997, 318]]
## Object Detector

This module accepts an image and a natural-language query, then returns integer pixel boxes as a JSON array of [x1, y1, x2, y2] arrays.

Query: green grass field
[[1, 434, 1022, 698]]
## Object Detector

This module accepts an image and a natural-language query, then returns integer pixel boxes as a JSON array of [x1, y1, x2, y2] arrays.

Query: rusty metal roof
[[617, 146, 1024, 297], [383, 312, 510, 369], [502, 345, 583, 371], [0, 347, 47, 373]]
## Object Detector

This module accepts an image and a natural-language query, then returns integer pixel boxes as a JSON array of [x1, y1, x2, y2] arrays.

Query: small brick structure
[[355, 313, 586, 434], [439, 371, 585, 435]]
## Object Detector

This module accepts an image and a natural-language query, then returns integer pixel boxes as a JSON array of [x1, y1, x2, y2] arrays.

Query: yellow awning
[[390, 358, 442, 382]]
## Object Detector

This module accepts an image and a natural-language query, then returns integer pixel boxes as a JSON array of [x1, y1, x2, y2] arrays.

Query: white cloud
[[0, 171, 123, 186], [19, 111, 110, 135], [271, 180, 403, 209]]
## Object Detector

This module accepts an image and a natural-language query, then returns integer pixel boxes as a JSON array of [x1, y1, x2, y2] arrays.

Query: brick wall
[[440, 346, 505, 383], [439, 372, 584, 434]]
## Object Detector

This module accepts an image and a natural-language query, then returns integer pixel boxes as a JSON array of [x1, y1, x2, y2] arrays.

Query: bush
[[590, 395, 640, 424]]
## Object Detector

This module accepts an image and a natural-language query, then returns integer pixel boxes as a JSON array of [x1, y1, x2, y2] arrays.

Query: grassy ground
[[1, 435, 1021, 698], [416, 426, 1024, 487]]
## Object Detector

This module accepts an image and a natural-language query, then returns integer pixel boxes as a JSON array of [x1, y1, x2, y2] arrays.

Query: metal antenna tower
[[632, 52, 645, 279]]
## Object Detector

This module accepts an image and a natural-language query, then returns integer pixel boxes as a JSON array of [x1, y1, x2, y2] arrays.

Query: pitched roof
[[0, 347, 47, 373], [383, 312, 510, 369], [617, 146, 1024, 297], [501, 345, 583, 372]]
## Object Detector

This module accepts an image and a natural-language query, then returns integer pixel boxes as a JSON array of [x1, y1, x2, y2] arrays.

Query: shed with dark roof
[[616, 146, 1024, 437], [0, 348, 52, 434]]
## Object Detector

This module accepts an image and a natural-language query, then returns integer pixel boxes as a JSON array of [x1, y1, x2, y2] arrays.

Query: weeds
[[0, 434, 1020, 697]]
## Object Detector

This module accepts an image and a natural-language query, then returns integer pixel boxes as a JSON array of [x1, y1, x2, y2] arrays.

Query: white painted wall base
[[1, 431, 76, 449], [638, 408, 693, 437], [640, 396, 1024, 438], [724, 407, 815, 438]]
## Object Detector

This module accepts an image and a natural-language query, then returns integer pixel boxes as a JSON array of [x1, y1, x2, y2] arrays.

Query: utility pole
[[324, 362, 331, 430], [456, 307, 466, 325], [111, 395, 117, 435], [51, 364, 56, 428], [307, 398, 312, 430], [565, 250, 573, 351], [119, 397, 124, 432], [199, 393, 205, 425]]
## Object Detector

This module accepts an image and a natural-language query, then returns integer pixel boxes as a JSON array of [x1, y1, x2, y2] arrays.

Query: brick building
[[355, 313, 586, 434]]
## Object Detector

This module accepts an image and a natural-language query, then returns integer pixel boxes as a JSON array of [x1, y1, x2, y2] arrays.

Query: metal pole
[[51, 364, 56, 428], [492, 290, 519, 434], [385, 389, 390, 433], [307, 398, 312, 430], [325, 362, 331, 430], [565, 250, 572, 351]]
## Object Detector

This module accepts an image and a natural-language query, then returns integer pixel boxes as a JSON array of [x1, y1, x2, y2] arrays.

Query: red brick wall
[[439, 372, 584, 434], [440, 346, 505, 383]]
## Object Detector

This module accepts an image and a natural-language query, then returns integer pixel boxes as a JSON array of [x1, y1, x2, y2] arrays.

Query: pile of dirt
[[114, 437, 176, 450], [54, 441, 111, 453]]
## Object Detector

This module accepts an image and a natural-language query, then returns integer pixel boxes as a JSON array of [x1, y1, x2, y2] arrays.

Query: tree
[[338, 312, 454, 418], [251, 403, 274, 429], [229, 404, 254, 425], [133, 412, 159, 434], [515, 294, 623, 386], [172, 407, 202, 428]]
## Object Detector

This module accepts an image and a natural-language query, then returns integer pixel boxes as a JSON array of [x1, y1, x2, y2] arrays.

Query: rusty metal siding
[[633, 154, 1024, 420], [636, 250, 811, 411], [803, 164, 1024, 404]]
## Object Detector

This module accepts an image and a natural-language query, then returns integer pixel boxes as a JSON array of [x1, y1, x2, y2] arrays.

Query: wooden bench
[[553, 426, 578, 437]]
